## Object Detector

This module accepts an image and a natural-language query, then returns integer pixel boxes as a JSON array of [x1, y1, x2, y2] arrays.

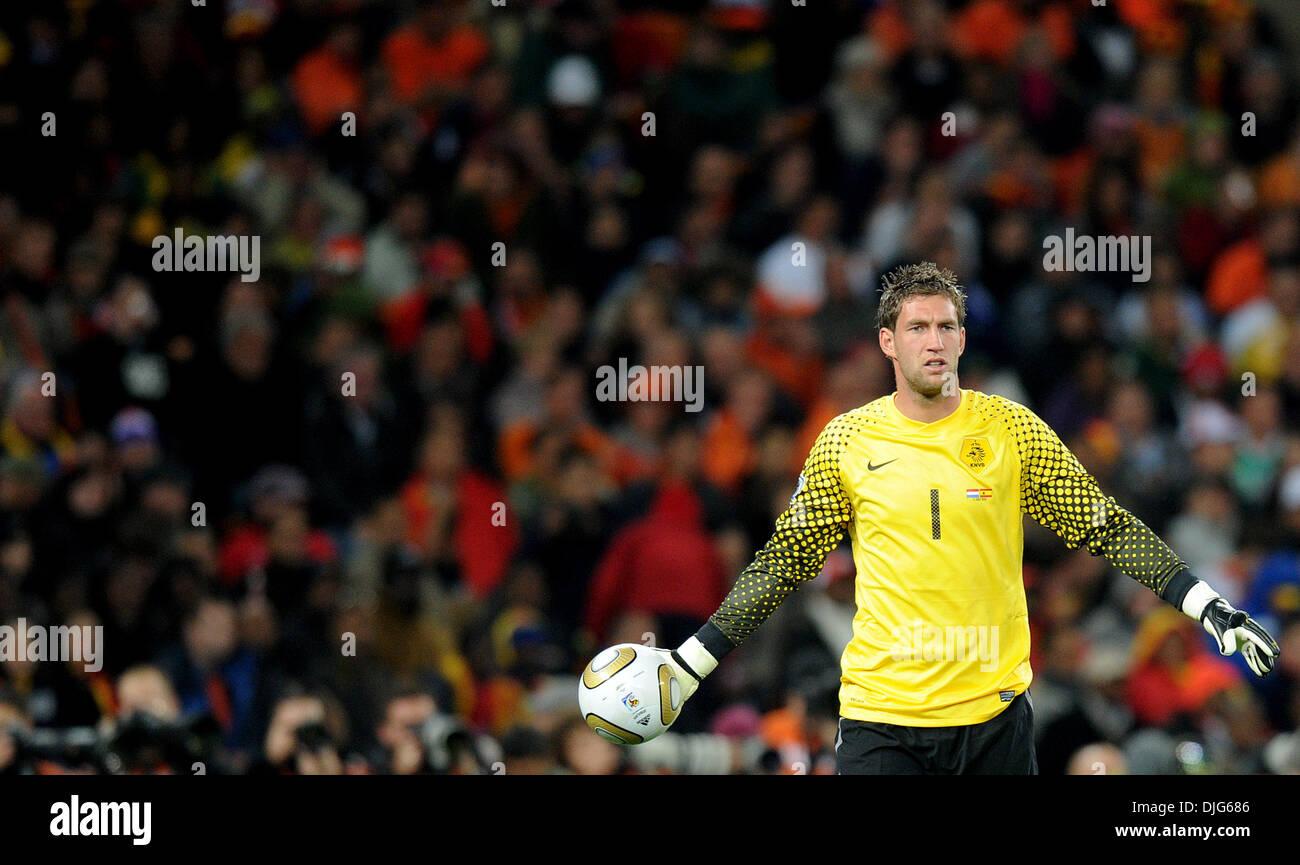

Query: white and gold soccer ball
[[578, 643, 683, 744]]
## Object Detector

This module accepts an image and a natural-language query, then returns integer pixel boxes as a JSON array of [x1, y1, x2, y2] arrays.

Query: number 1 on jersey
[[930, 488, 941, 540]]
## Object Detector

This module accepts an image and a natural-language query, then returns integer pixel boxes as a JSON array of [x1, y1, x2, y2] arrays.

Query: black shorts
[[835, 691, 1038, 775]]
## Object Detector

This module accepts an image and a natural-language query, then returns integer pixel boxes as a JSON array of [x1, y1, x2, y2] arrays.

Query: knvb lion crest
[[960, 437, 990, 472]]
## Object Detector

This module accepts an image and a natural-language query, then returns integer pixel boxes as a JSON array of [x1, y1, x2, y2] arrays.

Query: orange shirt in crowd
[[1114, 0, 1188, 51], [700, 409, 756, 494], [498, 420, 638, 486], [744, 329, 825, 410], [951, 0, 1075, 67], [291, 46, 363, 135], [1205, 236, 1268, 317], [869, 0, 1074, 66], [382, 24, 489, 106], [400, 469, 518, 597], [1258, 153, 1300, 209]]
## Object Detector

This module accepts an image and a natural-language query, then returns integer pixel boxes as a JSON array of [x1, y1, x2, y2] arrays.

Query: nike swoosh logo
[[867, 458, 898, 471]]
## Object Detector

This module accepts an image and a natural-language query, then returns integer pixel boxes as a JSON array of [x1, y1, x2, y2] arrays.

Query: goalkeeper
[[657, 262, 1280, 774]]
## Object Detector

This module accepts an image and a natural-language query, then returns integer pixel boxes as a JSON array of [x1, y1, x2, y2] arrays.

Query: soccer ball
[[578, 643, 683, 744]]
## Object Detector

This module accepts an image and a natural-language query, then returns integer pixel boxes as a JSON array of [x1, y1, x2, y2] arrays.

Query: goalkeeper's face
[[879, 295, 965, 398]]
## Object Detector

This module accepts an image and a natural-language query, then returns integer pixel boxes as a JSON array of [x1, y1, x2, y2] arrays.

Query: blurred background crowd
[[2, 0, 1300, 775]]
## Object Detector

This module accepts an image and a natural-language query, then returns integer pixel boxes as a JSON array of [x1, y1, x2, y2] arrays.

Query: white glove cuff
[[675, 636, 719, 679], [1181, 580, 1221, 620]]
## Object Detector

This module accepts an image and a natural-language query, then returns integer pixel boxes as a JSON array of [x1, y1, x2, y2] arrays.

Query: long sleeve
[[1006, 400, 1196, 605], [694, 413, 858, 660]]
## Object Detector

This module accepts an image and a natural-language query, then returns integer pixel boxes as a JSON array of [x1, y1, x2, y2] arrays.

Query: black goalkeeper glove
[[1182, 580, 1281, 677]]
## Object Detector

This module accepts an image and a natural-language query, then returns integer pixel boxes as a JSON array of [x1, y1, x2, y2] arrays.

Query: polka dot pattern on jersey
[[709, 409, 867, 646], [974, 391, 1187, 595]]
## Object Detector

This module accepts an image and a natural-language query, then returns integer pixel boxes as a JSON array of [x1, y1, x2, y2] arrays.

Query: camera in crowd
[[2, 712, 219, 774], [413, 714, 501, 775]]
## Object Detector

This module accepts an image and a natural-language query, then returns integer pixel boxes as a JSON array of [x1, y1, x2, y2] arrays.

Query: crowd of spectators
[[2, 0, 1300, 774]]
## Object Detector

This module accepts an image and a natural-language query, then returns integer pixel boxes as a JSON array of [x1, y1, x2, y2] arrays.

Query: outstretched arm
[[1009, 401, 1280, 676], [654, 415, 859, 704]]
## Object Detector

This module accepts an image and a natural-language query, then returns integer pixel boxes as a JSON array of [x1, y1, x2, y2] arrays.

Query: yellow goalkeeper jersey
[[700, 388, 1189, 727]]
